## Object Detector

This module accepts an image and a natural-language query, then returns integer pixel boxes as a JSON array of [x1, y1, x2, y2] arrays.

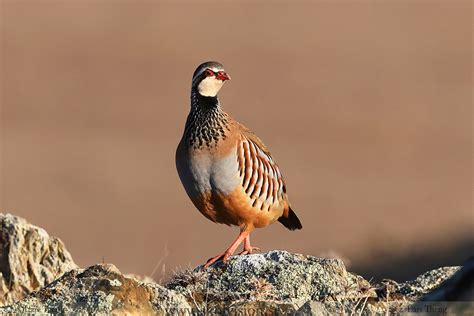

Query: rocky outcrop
[[1, 253, 461, 315], [408, 257, 474, 315], [0, 213, 472, 315], [166, 251, 464, 314], [0, 264, 190, 315], [0, 213, 78, 306], [167, 251, 375, 314], [417, 256, 473, 301]]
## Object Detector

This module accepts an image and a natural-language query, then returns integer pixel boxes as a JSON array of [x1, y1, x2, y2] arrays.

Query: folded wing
[[236, 134, 287, 212]]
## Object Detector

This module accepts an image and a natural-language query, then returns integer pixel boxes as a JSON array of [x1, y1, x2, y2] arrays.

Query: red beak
[[216, 71, 231, 81]]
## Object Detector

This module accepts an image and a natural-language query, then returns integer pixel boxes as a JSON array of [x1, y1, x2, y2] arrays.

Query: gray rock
[[165, 251, 464, 315], [396, 266, 460, 298], [0, 214, 470, 315], [418, 256, 474, 301], [0, 213, 78, 306], [0, 263, 191, 315], [166, 250, 377, 314], [297, 301, 329, 315], [407, 257, 474, 315]]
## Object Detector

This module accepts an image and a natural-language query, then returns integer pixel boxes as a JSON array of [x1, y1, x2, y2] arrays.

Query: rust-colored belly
[[191, 187, 285, 231]]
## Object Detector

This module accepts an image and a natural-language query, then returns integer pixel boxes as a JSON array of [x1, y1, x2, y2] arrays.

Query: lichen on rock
[[396, 266, 461, 297], [0, 213, 471, 315], [166, 250, 376, 313], [1, 263, 191, 315], [0, 213, 78, 306]]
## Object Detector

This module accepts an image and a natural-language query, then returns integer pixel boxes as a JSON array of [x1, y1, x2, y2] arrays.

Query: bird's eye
[[205, 69, 214, 77]]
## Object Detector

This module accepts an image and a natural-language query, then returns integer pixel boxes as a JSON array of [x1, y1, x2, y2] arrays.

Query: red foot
[[204, 251, 232, 268], [201, 231, 252, 269]]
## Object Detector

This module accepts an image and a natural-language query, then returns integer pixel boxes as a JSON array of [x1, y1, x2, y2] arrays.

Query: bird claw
[[238, 246, 260, 256], [203, 251, 232, 269], [202, 232, 256, 268]]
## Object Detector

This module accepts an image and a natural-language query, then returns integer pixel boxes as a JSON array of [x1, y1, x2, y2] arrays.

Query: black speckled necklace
[[184, 90, 231, 149]]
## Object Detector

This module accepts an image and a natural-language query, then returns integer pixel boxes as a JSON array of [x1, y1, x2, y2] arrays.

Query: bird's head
[[192, 61, 231, 97]]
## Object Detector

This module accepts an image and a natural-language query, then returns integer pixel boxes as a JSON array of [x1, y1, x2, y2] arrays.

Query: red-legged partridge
[[176, 61, 302, 268]]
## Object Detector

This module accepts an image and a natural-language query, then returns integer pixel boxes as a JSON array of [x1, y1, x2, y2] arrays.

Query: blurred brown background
[[1, 1, 472, 282]]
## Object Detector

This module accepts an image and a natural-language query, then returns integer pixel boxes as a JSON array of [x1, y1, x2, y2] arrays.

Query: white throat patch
[[198, 76, 225, 97]]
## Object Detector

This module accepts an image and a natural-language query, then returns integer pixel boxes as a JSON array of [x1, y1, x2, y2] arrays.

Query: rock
[[0, 263, 191, 315], [297, 301, 329, 315], [166, 250, 378, 314], [166, 250, 467, 314], [125, 273, 156, 284], [0, 213, 78, 306], [396, 266, 460, 298], [418, 256, 474, 301], [0, 214, 471, 315], [407, 257, 474, 315]]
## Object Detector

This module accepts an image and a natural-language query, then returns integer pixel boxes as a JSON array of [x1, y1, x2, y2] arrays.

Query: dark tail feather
[[278, 207, 302, 230]]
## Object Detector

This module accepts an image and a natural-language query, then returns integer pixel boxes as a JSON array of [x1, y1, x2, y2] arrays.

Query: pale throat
[[197, 77, 224, 97]]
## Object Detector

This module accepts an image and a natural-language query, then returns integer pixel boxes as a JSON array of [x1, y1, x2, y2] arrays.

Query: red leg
[[204, 231, 249, 268], [239, 234, 260, 255]]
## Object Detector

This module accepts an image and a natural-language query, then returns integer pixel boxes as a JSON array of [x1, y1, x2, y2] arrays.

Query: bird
[[176, 61, 302, 268]]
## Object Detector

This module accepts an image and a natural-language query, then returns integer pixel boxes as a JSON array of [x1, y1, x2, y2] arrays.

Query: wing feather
[[237, 134, 287, 211], [242, 141, 252, 190]]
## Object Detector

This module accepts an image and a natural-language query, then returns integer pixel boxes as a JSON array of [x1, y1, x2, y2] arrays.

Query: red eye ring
[[205, 69, 215, 77]]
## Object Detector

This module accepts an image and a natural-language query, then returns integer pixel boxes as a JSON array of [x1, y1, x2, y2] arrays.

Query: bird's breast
[[176, 144, 241, 199], [209, 149, 241, 194]]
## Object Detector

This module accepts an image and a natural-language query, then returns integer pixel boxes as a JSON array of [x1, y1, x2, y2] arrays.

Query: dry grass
[[149, 243, 170, 284]]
